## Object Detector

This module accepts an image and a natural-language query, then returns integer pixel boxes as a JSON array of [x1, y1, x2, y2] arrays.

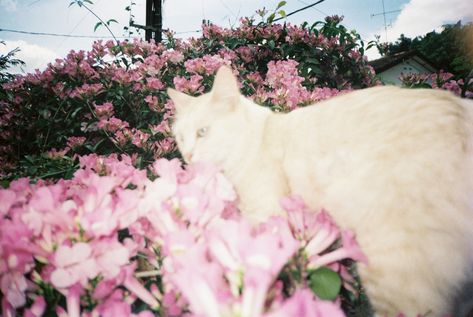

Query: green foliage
[[0, 41, 25, 83], [14, 154, 79, 181], [200, 15, 376, 90], [385, 22, 473, 80], [308, 267, 342, 300]]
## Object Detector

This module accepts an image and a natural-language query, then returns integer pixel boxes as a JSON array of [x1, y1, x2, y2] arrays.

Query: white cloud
[[0, 0, 17, 11], [0, 40, 59, 74], [373, 0, 473, 42]]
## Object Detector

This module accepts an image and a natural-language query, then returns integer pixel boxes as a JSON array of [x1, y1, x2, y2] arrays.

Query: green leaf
[[70, 106, 82, 119], [278, 10, 286, 18], [92, 138, 106, 151], [306, 57, 320, 65], [94, 22, 103, 32], [0, 180, 10, 188], [107, 19, 118, 26], [276, 1, 287, 10], [308, 267, 342, 301]]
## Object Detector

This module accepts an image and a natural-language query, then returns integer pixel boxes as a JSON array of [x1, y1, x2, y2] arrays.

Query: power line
[[57, 0, 104, 51], [0, 28, 126, 39], [0, 27, 199, 38], [297, 0, 328, 17], [273, 0, 326, 22]]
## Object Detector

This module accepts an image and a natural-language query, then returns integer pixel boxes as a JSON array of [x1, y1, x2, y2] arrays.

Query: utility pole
[[130, 0, 163, 42], [370, 0, 401, 42]]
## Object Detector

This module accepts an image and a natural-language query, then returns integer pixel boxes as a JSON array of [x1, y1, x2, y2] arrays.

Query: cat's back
[[277, 85, 473, 226], [286, 85, 472, 149]]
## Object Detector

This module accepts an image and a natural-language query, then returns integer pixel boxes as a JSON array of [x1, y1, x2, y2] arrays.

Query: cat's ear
[[211, 66, 240, 110], [167, 88, 193, 113]]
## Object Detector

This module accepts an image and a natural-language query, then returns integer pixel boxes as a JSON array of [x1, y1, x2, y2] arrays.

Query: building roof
[[369, 50, 438, 73]]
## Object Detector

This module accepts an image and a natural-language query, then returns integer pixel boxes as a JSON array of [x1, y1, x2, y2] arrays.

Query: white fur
[[169, 67, 473, 316]]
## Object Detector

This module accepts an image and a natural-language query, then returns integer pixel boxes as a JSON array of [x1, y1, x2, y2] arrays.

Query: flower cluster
[[399, 70, 473, 98], [0, 155, 365, 316], [254, 60, 345, 111]]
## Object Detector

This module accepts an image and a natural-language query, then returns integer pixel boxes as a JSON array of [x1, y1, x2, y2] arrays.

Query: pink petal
[[50, 268, 76, 289], [0, 190, 16, 215], [55, 243, 92, 267]]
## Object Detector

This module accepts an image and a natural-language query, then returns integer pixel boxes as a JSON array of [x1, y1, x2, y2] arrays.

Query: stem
[[42, 100, 66, 152], [81, 2, 118, 42], [66, 287, 81, 317], [135, 270, 160, 278]]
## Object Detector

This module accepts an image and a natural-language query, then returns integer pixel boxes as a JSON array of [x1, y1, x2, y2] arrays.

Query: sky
[[0, 0, 472, 73]]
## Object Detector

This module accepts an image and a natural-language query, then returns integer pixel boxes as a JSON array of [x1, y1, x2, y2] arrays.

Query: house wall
[[377, 58, 433, 86]]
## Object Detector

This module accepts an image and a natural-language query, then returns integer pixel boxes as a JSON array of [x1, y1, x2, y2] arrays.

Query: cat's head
[[168, 66, 254, 166]]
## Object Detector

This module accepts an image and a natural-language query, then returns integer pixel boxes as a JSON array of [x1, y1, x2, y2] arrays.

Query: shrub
[[0, 15, 377, 181], [399, 69, 473, 98]]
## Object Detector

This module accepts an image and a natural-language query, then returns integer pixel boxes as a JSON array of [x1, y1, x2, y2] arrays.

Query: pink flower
[[281, 195, 319, 241], [185, 55, 228, 75], [77, 175, 119, 237], [162, 50, 184, 64], [144, 95, 159, 111], [265, 288, 345, 317], [97, 117, 130, 133], [173, 75, 204, 94], [93, 239, 130, 280], [69, 83, 103, 99], [94, 289, 133, 317], [47, 147, 70, 158], [131, 128, 151, 148], [146, 77, 165, 90], [65, 284, 82, 317], [153, 137, 176, 157], [310, 87, 341, 102], [50, 242, 99, 289], [170, 248, 229, 317], [309, 230, 368, 269], [1, 271, 28, 308], [0, 189, 16, 215], [162, 289, 186, 316], [204, 218, 299, 317], [122, 265, 160, 309], [304, 211, 340, 257], [114, 188, 141, 228], [66, 136, 86, 149], [264, 60, 310, 110], [94, 102, 114, 118], [24, 296, 46, 317]]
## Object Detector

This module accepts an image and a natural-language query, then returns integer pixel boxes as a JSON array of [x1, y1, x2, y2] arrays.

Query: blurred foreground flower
[[0, 155, 365, 316]]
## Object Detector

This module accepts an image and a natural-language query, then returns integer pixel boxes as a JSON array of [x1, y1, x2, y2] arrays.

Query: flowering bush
[[0, 15, 377, 181], [0, 155, 367, 316], [399, 70, 473, 98]]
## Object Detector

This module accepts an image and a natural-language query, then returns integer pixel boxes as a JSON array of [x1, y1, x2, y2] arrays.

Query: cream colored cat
[[168, 66, 473, 317]]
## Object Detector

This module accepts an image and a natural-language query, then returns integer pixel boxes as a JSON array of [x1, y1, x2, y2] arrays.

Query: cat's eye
[[197, 127, 208, 138]]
